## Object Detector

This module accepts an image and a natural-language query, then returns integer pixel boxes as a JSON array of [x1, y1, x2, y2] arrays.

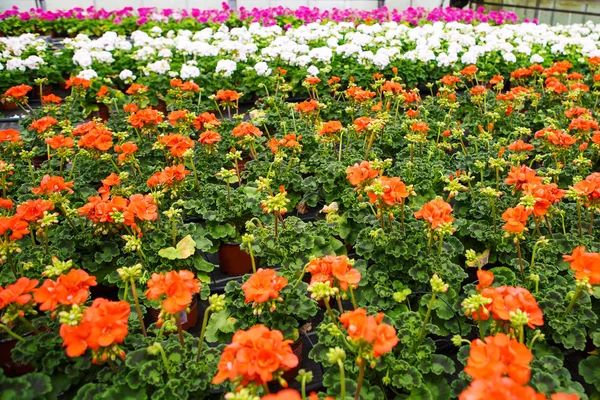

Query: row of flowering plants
[[1, 29, 600, 398], [6, 17, 600, 98], [0, 5, 519, 36]]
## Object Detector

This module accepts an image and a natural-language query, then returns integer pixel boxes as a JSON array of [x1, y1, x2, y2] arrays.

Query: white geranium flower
[[254, 62, 271, 77], [530, 54, 544, 63], [215, 60, 236, 77], [181, 63, 201, 79], [307, 65, 319, 76], [77, 69, 98, 80]]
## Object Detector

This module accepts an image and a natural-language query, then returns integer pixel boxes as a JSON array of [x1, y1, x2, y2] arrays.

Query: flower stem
[[577, 198, 583, 239], [174, 312, 185, 347], [18, 316, 39, 335], [544, 215, 554, 239], [354, 362, 365, 400], [412, 292, 436, 353], [337, 359, 346, 400], [248, 242, 257, 274], [156, 343, 171, 372], [564, 286, 583, 316], [189, 157, 201, 192], [324, 297, 339, 329], [130, 278, 147, 337], [348, 286, 358, 309], [515, 238, 525, 283], [196, 305, 213, 362], [0, 323, 24, 341]]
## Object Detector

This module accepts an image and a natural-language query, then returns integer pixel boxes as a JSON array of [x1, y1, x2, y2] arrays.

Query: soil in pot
[[32, 155, 49, 170], [0, 332, 35, 377], [149, 295, 199, 331], [218, 243, 254, 276]]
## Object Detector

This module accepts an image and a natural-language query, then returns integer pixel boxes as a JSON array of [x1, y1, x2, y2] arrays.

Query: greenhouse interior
[[1, 0, 600, 399]]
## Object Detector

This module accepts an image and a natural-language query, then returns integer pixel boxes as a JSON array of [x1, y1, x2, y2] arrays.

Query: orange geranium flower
[[16, 199, 54, 222], [125, 84, 148, 95], [31, 175, 74, 195], [563, 246, 600, 285], [490, 75, 504, 85], [96, 86, 109, 98], [440, 75, 461, 86], [167, 110, 189, 126], [0, 277, 38, 308], [262, 389, 302, 400], [461, 65, 478, 76], [414, 198, 454, 230], [114, 141, 138, 164], [198, 130, 221, 145], [192, 112, 220, 131], [145, 270, 200, 314], [159, 134, 195, 158], [306, 255, 361, 292], [0, 128, 22, 144], [242, 268, 288, 307], [465, 333, 533, 385], [35, 268, 97, 311], [339, 308, 398, 358], [459, 376, 541, 400], [381, 81, 403, 94], [45, 135, 74, 149], [476, 270, 494, 292], [77, 126, 113, 151], [147, 164, 190, 188], [215, 90, 241, 103], [523, 183, 565, 217], [232, 122, 263, 138], [479, 286, 544, 329], [42, 94, 62, 104], [29, 116, 59, 133], [127, 108, 163, 129], [504, 165, 542, 191], [59, 298, 129, 361], [294, 100, 320, 114], [4, 84, 32, 100], [501, 205, 532, 234], [213, 325, 298, 386], [346, 161, 379, 187], [123, 194, 158, 230], [318, 121, 342, 136], [0, 198, 13, 209], [0, 215, 30, 240], [569, 117, 599, 132], [353, 116, 376, 133], [507, 140, 534, 152], [77, 195, 127, 224], [305, 76, 320, 85], [410, 121, 429, 133], [367, 176, 409, 206], [64, 77, 91, 89], [123, 103, 138, 113], [470, 86, 487, 96]]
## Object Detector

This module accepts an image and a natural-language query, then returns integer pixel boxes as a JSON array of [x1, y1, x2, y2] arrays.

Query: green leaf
[[430, 354, 455, 375], [580, 356, 600, 390], [205, 309, 237, 343], [158, 235, 196, 260], [193, 255, 215, 273]]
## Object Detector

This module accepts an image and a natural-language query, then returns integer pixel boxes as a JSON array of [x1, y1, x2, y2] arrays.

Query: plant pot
[[0, 101, 17, 111], [95, 104, 110, 122], [149, 295, 199, 331], [282, 337, 303, 382], [156, 99, 167, 114], [30, 85, 53, 99], [0, 332, 34, 377], [218, 242, 254, 276], [31, 155, 49, 170], [237, 156, 253, 173]]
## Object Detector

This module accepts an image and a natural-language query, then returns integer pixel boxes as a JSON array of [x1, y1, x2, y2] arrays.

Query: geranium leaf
[[158, 235, 196, 260]]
